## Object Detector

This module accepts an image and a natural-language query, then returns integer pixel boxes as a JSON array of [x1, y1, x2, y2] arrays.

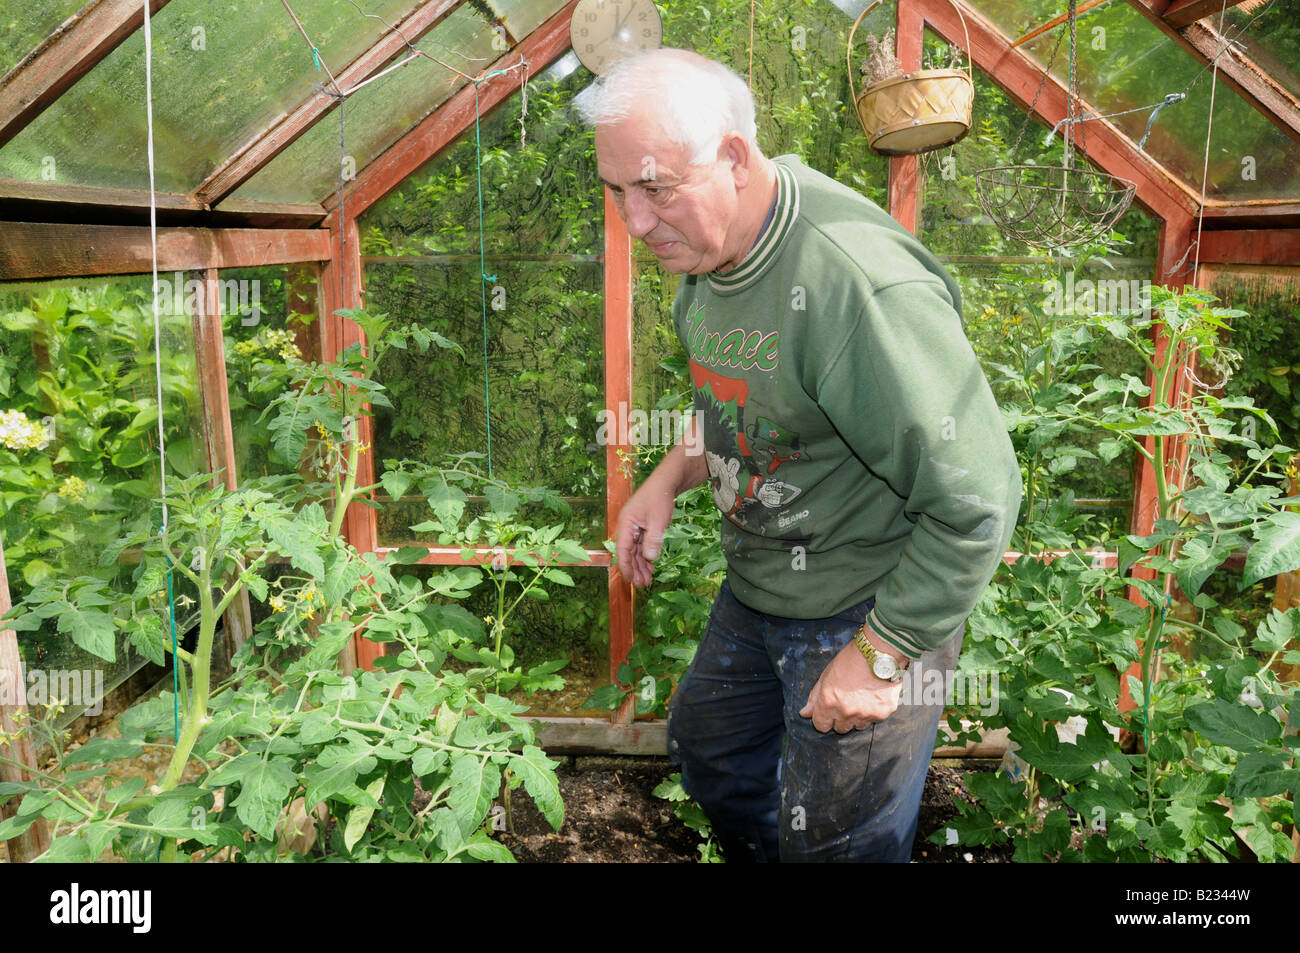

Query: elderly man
[[574, 49, 1021, 862]]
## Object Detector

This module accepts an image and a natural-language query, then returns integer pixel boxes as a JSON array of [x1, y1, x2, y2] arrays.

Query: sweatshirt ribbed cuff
[[866, 606, 925, 660]]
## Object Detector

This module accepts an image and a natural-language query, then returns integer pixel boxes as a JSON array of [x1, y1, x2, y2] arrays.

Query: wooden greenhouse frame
[[3, 0, 1299, 862]]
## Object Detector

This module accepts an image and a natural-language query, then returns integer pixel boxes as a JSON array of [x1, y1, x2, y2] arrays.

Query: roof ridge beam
[[1160, 0, 1257, 30], [0, 0, 173, 150]]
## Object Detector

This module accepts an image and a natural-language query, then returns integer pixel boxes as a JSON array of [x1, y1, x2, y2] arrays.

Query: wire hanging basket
[[975, 164, 1136, 249], [974, 0, 1136, 249]]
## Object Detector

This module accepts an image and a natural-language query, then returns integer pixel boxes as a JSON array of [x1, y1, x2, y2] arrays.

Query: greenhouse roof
[[0, 0, 1297, 231]]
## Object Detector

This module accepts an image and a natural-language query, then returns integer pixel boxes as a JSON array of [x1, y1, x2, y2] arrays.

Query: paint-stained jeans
[[666, 579, 963, 863]]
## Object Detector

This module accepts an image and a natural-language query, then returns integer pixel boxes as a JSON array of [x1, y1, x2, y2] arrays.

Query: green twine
[[473, 77, 502, 478], [311, 46, 322, 71], [155, 525, 180, 862]]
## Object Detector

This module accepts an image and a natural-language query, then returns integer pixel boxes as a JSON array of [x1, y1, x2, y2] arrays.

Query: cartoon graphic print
[[691, 359, 810, 537]]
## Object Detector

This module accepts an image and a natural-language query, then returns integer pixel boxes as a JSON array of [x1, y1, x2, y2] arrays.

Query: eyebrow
[[599, 176, 675, 189]]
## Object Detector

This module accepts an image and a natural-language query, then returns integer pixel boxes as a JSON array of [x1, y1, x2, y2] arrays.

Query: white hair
[[572, 48, 758, 166]]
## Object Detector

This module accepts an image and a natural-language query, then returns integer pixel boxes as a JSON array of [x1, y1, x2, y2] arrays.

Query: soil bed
[[490, 756, 1012, 863]]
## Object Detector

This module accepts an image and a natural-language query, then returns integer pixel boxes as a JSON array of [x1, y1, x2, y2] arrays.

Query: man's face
[[595, 110, 746, 275]]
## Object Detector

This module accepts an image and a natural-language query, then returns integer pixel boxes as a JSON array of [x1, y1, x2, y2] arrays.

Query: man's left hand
[[799, 639, 905, 734]]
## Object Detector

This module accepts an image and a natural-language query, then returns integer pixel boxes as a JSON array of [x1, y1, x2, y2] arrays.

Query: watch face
[[570, 0, 663, 74], [872, 654, 899, 681]]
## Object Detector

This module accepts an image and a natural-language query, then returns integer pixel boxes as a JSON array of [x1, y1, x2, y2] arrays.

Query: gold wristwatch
[[853, 624, 908, 683]]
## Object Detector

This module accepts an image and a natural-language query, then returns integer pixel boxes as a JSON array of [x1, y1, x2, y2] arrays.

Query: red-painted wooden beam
[[1198, 228, 1300, 265], [603, 189, 635, 726], [0, 536, 51, 861], [0, 0, 172, 150], [324, 0, 579, 220], [0, 222, 330, 280], [1159, 0, 1259, 31], [373, 546, 612, 567], [321, 216, 388, 672], [194, 0, 465, 207], [887, 0, 924, 233]]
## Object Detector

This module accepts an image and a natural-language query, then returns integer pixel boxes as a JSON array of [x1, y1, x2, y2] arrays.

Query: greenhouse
[[0, 0, 1297, 866]]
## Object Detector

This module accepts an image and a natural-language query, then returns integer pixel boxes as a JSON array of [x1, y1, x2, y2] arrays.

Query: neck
[[715, 157, 779, 274]]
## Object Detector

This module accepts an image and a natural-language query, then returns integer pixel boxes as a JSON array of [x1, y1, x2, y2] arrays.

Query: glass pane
[[1204, 265, 1300, 457], [487, 0, 568, 42], [361, 53, 602, 255], [1219, 0, 1300, 101], [975, 0, 1300, 201], [0, 275, 205, 721], [231, 2, 498, 205], [220, 264, 320, 481], [631, 258, 683, 424], [0, 0, 422, 191], [660, 0, 892, 203], [364, 259, 606, 543], [406, 563, 609, 716], [916, 39, 1161, 260], [0, 2, 86, 75]]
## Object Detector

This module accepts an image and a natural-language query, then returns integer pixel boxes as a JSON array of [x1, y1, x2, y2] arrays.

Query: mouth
[[648, 240, 677, 255]]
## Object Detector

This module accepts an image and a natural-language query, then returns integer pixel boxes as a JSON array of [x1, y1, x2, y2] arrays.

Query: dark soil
[[487, 756, 1013, 863]]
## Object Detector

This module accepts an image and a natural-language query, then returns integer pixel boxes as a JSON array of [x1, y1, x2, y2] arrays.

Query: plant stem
[[329, 437, 361, 539], [154, 547, 220, 860]]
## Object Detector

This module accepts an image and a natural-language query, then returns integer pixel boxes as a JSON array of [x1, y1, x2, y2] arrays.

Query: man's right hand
[[615, 417, 708, 587], [615, 474, 677, 588]]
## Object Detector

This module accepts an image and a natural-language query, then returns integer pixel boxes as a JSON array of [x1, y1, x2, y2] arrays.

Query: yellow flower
[[58, 475, 88, 502], [270, 595, 286, 613], [265, 328, 301, 361]]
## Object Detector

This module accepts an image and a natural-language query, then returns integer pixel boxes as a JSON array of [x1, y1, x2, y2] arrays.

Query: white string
[[1191, 0, 1230, 289], [144, 0, 167, 530]]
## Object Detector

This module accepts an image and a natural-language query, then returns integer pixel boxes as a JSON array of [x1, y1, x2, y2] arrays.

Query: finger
[[615, 519, 639, 580], [631, 544, 653, 587], [642, 528, 664, 562]]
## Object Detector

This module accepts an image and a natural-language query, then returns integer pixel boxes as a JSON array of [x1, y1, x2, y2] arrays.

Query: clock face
[[569, 0, 663, 75]]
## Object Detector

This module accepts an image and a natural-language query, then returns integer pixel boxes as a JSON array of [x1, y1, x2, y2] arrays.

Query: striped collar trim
[[706, 161, 800, 295]]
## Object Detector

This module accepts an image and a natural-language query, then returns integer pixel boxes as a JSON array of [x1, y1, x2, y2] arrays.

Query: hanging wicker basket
[[847, 0, 974, 157]]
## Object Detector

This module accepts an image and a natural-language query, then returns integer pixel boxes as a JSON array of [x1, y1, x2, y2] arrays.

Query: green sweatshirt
[[671, 154, 1022, 658]]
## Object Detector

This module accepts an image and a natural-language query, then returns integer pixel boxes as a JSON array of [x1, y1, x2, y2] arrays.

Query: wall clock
[[569, 0, 663, 75]]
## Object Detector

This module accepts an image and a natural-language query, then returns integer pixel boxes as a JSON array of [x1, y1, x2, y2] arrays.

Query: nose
[[621, 189, 658, 241]]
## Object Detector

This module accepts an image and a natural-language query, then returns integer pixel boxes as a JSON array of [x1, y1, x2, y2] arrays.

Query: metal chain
[[1008, 15, 1069, 160], [1066, 0, 1077, 170]]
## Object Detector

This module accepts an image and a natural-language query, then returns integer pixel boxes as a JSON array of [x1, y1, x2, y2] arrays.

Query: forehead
[[594, 113, 690, 182]]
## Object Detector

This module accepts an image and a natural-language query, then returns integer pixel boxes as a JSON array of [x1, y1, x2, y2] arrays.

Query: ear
[[721, 134, 752, 188]]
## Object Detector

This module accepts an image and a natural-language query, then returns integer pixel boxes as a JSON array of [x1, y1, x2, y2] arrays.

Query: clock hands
[[610, 1, 634, 43]]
